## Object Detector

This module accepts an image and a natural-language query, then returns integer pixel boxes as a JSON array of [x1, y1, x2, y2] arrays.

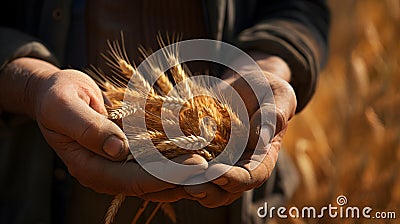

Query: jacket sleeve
[[234, 0, 331, 113], [0, 27, 59, 72]]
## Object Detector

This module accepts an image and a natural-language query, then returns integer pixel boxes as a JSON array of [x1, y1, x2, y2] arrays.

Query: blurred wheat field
[[280, 0, 400, 223]]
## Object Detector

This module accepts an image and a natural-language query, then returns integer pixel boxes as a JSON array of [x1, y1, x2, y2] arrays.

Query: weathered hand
[[1, 57, 195, 200], [184, 53, 297, 207]]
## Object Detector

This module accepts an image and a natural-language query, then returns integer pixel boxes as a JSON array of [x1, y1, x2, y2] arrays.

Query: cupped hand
[[32, 67, 177, 196], [184, 53, 297, 207], [7, 57, 197, 200]]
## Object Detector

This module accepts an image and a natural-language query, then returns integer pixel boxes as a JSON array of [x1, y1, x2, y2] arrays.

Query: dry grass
[[281, 0, 400, 223]]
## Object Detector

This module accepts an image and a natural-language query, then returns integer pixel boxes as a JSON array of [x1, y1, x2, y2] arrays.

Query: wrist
[[221, 51, 291, 85], [0, 57, 60, 118]]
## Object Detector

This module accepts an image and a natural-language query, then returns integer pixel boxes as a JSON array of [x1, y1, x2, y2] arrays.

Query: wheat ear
[[168, 56, 189, 83], [126, 68, 155, 95], [103, 36, 155, 95], [157, 35, 195, 99], [107, 102, 139, 120], [102, 32, 134, 79], [104, 194, 126, 224], [157, 34, 188, 83], [147, 95, 189, 111], [95, 34, 249, 224], [156, 70, 174, 95]]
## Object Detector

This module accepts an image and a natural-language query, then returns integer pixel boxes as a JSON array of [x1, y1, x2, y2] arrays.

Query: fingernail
[[103, 135, 125, 158], [214, 177, 228, 185], [192, 192, 206, 198]]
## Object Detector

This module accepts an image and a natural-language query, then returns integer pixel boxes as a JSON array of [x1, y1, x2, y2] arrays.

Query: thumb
[[70, 100, 130, 161], [37, 71, 130, 161], [56, 98, 129, 161]]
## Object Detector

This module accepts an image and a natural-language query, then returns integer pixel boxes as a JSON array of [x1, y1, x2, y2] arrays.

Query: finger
[[224, 192, 243, 206], [60, 100, 128, 161], [47, 133, 176, 196], [220, 75, 293, 190], [169, 154, 208, 182], [263, 72, 297, 134], [172, 153, 209, 166], [246, 73, 296, 152], [184, 183, 242, 208], [206, 140, 280, 193], [227, 74, 264, 117], [217, 74, 294, 192], [246, 104, 276, 153], [36, 70, 129, 160], [139, 154, 209, 184]]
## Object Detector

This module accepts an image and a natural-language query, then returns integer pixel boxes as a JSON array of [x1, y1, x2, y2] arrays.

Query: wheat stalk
[[144, 202, 163, 224], [130, 200, 149, 224], [104, 194, 126, 224]]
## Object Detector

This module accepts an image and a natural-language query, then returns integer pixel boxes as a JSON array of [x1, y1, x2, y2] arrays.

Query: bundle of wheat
[[88, 35, 246, 224]]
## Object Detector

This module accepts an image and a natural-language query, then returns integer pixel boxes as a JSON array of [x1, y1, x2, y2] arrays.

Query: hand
[[184, 53, 297, 207], [0, 57, 194, 200]]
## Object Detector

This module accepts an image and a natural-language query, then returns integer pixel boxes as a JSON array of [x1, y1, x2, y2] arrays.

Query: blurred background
[[280, 0, 399, 223]]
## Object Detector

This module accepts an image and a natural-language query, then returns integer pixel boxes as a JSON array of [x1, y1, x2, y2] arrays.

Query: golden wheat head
[[89, 34, 245, 224]]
